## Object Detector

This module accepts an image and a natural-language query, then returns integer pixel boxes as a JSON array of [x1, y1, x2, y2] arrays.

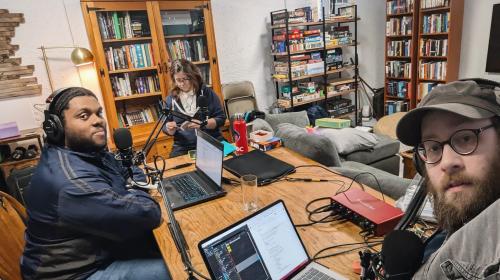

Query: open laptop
[[163, 129, 226, 210], [198, 200, 347, 280]]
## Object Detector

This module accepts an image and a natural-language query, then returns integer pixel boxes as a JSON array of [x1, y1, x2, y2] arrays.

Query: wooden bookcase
[[416, 0, 463, 103], [80, 0, 222, 158], [384, 0, 419, 114], [270, 4, 360, 125], [384, 0, 463, 115]]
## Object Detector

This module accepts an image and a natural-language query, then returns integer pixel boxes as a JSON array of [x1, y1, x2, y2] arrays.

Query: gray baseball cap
[[396, 80, 500, 146]]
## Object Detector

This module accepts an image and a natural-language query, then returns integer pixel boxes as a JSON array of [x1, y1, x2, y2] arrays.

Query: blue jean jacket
[[413, 198, 500, 279], [21, 145, 162, 280]]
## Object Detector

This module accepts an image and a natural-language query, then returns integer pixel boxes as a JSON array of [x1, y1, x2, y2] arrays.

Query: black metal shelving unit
[[270, 4, 360, 125]]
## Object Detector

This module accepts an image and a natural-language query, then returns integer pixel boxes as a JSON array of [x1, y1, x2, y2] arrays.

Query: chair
[[0, 191, 26, 280], [221, 81, 258, 119]]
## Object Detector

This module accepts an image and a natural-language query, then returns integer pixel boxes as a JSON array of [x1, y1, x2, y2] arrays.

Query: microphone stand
[[134, 103, 205, 280]]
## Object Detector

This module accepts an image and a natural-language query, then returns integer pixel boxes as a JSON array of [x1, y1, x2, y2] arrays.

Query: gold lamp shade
[[71, 47, 94, 66]]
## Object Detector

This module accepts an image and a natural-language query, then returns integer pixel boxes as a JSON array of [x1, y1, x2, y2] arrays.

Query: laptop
[[163, 129, 226, 210], [198, 200, 347, 280]]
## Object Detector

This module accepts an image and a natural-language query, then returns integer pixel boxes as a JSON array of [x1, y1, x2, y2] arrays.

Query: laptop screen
[[195, 130, 223, 186], [199, 200, 309, 280]]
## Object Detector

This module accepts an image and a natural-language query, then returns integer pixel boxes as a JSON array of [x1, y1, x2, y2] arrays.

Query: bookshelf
[[270, 4, 360, 125], [81, 1, 222, 158], [417, 0, 463, 102], [384, 0, 419, 115], [384, 0, 463, 115]]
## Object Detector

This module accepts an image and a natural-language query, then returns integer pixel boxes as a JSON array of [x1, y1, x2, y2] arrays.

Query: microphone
[[197, 95, 208, 126], [113, 128, 134, 178], [381, 230, 424, 280]]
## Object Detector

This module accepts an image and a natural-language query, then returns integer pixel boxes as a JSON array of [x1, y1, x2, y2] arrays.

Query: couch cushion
[[317, 127, 379, 155], [265, 111, 309, 131], [249, 118, 274, 134], [344, 135, 400, 164], [275, 123, 341, 167]]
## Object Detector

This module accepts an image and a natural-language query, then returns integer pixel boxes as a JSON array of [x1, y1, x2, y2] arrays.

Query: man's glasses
[[174, 77, 191, 84], [416, 123, 495, 164]]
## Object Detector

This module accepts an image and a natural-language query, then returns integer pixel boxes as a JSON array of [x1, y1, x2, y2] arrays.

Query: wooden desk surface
[[153, 148, 392, 280]]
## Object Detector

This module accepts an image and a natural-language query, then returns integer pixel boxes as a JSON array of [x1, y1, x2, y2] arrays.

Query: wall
[[459, 0, 500, 82], [0, 0, 101, 131], [211, 0, 386, 112]]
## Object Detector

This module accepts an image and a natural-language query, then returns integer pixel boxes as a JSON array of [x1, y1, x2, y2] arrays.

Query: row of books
[[420, 38, 448, 56], [386, 81, 409, 98], [97, 11, 148, 40], [166, 38, 208, 62], [199, 66, 212, 85], [118, 105, 159, 127], [387, 40, 411, 57], [422, 12, 450, 34], [271, 28, 352, 53], [271, 7, 313, 25], [386, 0, 414, 15], [106, 44, 154, 71], [418, 82, 438, 100], [386, 16, 413, 36], [419, 61, 447, 80], [421, 0, 449, 9], [386, 61, 412, 78], [111, 74, 160, 97], [385, 100, 409, 115]]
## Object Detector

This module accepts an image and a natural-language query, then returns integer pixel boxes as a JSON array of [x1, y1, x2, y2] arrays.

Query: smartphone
[[188, 150, 197, 160]]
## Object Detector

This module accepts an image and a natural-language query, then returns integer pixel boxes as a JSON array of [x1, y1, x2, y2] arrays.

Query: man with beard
[[396, 80, 500, 279], [21, 87, 171, 280]]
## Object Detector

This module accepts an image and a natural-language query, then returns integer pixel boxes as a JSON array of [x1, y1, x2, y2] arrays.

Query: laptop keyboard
[[296, 267, 336, 280], [170, 175, 208, 202]]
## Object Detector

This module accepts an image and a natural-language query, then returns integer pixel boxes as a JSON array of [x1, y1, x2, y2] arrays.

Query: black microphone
[[113, 128, 134, 178], [197, 95, 208, 126], [381, 230, 424, 280]]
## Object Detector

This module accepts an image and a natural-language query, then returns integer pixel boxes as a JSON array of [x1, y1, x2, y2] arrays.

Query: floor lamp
[[38, 46, 94, 92]]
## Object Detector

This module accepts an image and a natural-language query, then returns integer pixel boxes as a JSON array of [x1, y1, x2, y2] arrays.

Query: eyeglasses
[[416, 123, 495, 164], [174, 77, 191, 84]]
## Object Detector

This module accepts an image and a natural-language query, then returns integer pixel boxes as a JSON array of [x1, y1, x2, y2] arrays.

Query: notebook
[[223, 150, 295, 186], [162, 129, 226, 210], [198, 200, 347, 280]]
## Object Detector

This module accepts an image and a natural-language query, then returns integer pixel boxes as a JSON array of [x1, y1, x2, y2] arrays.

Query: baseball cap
[[396, 80, 500, 146]]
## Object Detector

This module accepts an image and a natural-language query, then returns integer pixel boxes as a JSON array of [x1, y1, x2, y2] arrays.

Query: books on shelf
[[387, 40, 411, 56], [271, 27, 352, 54], [421, 0, 449, 9], [199, 65, 211, 85], [385, 100, 409, 114], [420, 38, 448, 56], [105, 43, 154, 71], [418, 82, 438, 100], [386, 81, 409, 98], [419, 61, 447, 80], [117, 104, 159, 127], [386, 61, 412, 78], [422, 12, 450, 34], [97, 11, 149, 40], [387, 0, 414, 15], [386, 16, 413, 36], [111, 74, 160, 97], [166, 38, 207, 62]]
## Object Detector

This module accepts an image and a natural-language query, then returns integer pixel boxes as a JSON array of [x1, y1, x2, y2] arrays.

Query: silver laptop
[[198, 200, 347, 280], [163, 129, 226, 211]]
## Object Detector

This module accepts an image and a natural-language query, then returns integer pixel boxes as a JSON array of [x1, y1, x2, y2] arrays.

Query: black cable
[[335, 171, 386, 202], [312, 241, 382, 261], [294, 197, 338, 227]]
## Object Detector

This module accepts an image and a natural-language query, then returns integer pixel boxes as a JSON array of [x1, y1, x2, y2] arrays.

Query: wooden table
[[153, 148, 392, 279]]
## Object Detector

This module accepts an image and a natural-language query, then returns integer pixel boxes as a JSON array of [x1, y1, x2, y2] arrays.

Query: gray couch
[[250, 111, 410, 199]]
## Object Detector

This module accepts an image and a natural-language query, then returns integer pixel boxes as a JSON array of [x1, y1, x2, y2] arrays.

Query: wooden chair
[[0, 191, 26, 280]]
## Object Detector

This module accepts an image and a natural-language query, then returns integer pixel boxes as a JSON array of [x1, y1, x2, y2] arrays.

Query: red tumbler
[[232, 113, 248, 155]]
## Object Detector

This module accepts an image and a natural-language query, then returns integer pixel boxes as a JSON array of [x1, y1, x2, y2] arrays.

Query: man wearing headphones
[[21, 87, 171, 279], [396, 80, 500, 279]]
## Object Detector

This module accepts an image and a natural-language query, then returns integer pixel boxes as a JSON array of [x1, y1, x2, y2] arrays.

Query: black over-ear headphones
[[43, 87, 73, 145]]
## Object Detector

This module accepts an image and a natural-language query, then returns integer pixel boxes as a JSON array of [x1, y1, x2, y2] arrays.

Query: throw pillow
[[249, 118, 274, 134], [317, 127, 379, 155], [265, 111, 310, 131], [275, 123, 342, 167]]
